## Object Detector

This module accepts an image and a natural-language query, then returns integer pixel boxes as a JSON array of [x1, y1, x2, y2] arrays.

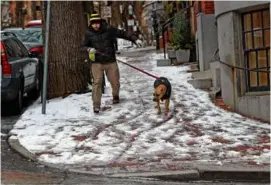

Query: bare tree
[[44, 1, 90, 99]]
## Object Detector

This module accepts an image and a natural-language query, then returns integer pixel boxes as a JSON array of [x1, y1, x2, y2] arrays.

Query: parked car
[[25, 20, 42, 28], [3, 27, 43, 58], [1, 31, 41, 114]]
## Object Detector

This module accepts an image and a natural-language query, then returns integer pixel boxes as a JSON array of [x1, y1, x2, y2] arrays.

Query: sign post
[[42, 0, 51, 114]]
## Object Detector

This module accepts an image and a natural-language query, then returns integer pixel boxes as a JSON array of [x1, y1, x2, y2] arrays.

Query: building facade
[[7, 1, 42, 27], [215, 1, 270, 122]]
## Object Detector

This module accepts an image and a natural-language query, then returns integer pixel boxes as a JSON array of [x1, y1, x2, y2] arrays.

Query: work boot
[[113, 96, 120, 104], [93, 107, 100, 114]]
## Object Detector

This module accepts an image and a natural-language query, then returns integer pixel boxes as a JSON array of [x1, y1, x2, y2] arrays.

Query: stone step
[[188, 69, 213, 89], [188, 78, 212, 89]]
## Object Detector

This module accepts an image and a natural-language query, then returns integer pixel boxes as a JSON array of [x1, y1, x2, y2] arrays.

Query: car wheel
[[28, 75, 40, 99], [13, 88, 23, 115]]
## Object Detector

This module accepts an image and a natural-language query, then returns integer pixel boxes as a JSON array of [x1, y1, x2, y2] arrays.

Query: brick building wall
[[191, 0, 215, 34], [200, 1, 215, 14], [9, 1, 42, 27]]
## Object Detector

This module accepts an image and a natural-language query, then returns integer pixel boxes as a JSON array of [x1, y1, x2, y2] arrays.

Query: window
[[3, 38, 20, 61], [10, 38, 26, 58], [14, 39, 29, 57], [242, 8, 270, 92]]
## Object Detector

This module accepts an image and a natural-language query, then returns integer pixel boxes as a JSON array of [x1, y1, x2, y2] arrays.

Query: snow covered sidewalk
[[10, 52, 270, 175]]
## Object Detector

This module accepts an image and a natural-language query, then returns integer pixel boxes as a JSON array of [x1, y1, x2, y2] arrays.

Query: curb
[[8, 136, 270, 183], [199, 170, 270, 182], [197, 165, 270, 182], [108, 170, 200, 181], [8, 135, 270, 182], [67, 168, 200, 181], [8, 135, 69, 173], [8, 136, 37, 162]]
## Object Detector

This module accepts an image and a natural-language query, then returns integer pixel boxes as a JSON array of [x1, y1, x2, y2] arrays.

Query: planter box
[[176, 49, 190, 64], [167, 50, 176, 59]]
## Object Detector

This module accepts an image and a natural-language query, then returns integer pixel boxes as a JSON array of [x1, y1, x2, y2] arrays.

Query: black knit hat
[[89, 13, 102, 24]]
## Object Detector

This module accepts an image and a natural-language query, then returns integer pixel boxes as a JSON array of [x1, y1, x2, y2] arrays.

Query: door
[[15, 39, 38, 86]]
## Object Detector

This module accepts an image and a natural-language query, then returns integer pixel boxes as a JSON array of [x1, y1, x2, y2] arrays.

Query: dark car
[[3, 27, 43, 58], [1, 31, 41, 114]]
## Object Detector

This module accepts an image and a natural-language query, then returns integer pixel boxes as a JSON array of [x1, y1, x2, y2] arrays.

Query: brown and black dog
[[153, 77, 172, 115]]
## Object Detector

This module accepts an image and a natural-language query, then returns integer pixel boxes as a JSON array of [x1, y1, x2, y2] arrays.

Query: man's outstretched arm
[[111, 27, 138, 43]]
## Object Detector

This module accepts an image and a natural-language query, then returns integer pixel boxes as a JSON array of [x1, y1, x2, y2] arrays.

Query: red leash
[[95, 50, 160, 79], [117, 59, 159, 79]]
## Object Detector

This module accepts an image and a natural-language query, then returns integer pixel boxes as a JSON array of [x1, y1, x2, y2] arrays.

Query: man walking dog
[[81, 13, 142, 114]]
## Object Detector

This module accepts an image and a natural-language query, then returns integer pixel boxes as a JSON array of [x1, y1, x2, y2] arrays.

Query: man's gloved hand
[[87, 48, 96, 61], [135, 39, 143, 47], [87, 48, 96, 53]]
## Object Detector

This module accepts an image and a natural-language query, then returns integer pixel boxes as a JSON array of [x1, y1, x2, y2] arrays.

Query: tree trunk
[[46, 1, 89, 99]]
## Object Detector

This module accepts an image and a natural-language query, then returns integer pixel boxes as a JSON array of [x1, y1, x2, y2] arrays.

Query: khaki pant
[[91, 62, 120, 108]]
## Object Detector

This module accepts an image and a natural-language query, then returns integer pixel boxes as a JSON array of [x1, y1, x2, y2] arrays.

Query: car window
[[14, 38, 29, 57], [9, 29, 43, 44], [3, 38, 20, 61], [11, 38, 25, 57]]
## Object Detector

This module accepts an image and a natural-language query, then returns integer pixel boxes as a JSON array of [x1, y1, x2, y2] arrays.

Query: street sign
[[127, 19, 134, 26], [102, 6, 112, 18]]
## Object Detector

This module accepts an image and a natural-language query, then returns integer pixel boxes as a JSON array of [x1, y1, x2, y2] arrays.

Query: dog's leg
[[157, 100, 161, 114], [153, 90, 158, 105], [165, 99, 170, 114]]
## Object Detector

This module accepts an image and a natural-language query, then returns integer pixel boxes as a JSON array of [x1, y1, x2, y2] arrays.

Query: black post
[[162, 25, 166, 59], [152, 10, 159, 50]]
